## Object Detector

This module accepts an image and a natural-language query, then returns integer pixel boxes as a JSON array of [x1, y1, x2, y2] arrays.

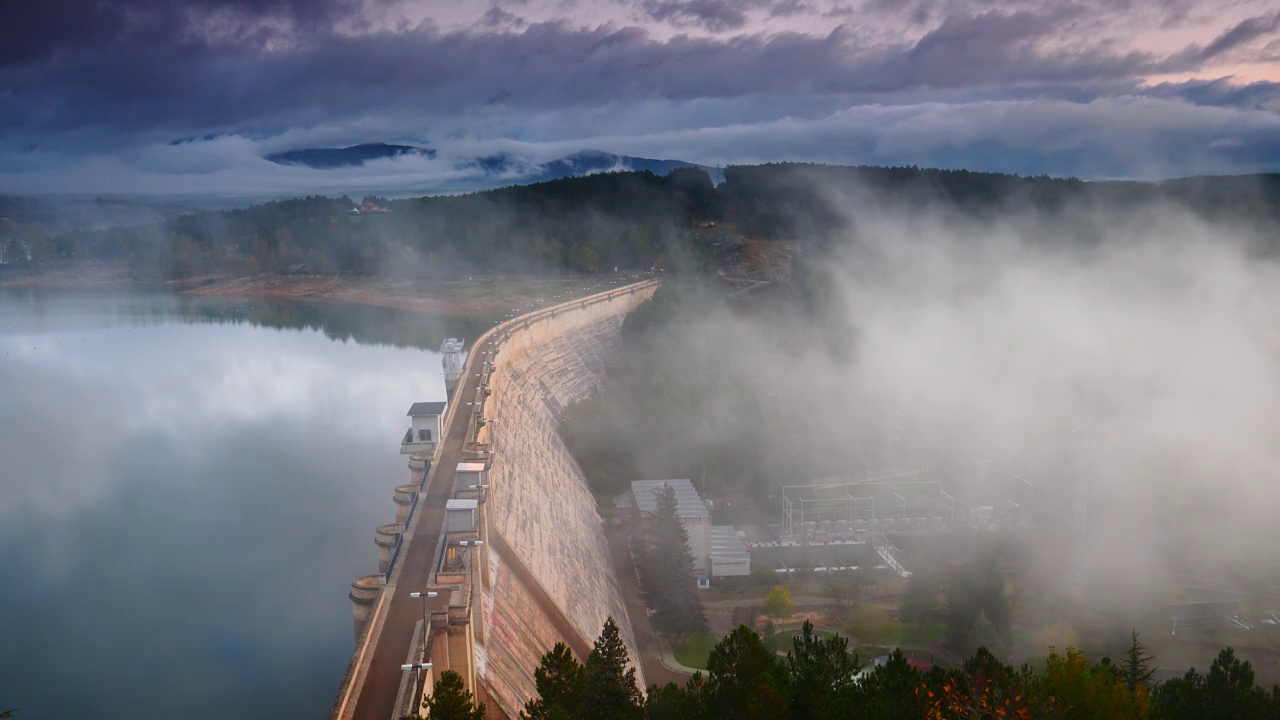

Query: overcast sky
[[2, 0, 1279, 196]]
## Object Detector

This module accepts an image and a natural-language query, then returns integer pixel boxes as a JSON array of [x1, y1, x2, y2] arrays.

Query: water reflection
[[0, 291, 458, 719]]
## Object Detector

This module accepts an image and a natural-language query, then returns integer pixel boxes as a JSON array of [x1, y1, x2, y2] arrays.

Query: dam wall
[[476, 282, 658, 716]]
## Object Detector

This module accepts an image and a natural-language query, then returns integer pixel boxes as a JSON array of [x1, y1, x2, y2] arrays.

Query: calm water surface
[[0, 291, 485, 719]]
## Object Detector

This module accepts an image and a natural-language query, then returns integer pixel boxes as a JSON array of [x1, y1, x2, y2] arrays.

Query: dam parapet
[[333, 278, 660, 720]]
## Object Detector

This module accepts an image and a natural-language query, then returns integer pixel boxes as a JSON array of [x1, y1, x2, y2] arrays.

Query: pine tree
[[644, 680, 703, 720], [859, 650, 927, 720], [787, 620, 862, 720], [421, 670, 485, 720], [967, 611, 1007, 660], [638, 483, 708, 637], [1122, 628, 1156, 692], [522, 642, 584, 720], [945, 554, 1009, 653], [703, 625, 790, 720], [901, 570, 937, 623], [582, 617, 643, 720]]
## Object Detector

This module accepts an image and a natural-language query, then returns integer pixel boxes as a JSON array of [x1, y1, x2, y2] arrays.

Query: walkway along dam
[[331, 278, 661, 720]]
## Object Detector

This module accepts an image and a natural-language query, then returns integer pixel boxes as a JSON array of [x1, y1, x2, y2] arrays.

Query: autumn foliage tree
[[524, 618, 1277, 720]]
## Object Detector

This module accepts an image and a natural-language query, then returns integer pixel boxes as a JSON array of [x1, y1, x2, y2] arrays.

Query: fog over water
[[0, 292, 447, 719]]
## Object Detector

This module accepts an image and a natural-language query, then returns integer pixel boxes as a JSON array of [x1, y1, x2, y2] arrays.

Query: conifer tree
[[582, 617, 643, 720], [967, 611, 1007, 660], [638, 483, 708, 637], [422, 670, 485, 720], [1122, 628, 1156, 692], [522, 642, 584, 720], [901, 569, 938, 623], [787, 620, 862, 720], [702, 625, 790, 720]]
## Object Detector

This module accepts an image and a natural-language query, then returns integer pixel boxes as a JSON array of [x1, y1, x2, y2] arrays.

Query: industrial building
[[630, 479, 750, 578]]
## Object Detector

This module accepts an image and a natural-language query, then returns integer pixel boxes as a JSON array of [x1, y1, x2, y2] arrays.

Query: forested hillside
[[4, 165, 1279, 279]]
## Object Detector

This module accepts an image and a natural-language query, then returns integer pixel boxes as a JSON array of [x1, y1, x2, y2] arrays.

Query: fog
[[611, 184, 1280, 627]]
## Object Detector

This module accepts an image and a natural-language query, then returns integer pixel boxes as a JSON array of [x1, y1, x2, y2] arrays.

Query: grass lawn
[[895, 622, 946, 646], [673, 633, 717, 670], [765, 627, 842, 653]]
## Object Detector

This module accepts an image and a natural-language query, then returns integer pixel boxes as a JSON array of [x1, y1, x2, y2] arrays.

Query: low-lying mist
[[597, 179, 1280, 629]]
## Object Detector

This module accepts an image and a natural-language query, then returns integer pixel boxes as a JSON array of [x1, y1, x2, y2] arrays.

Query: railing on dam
[[384, 459, 431, 583], [331, 275, 662, 720], [459, 276, 663, 451]]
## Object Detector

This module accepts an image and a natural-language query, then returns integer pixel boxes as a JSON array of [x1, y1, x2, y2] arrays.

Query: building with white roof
[[630, 479, 748, 577]]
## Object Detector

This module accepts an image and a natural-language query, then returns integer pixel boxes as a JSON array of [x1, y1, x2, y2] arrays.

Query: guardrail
[[384, 458, 431, 582], [330, 275, 661, 720], [459, 276, 663, 454]]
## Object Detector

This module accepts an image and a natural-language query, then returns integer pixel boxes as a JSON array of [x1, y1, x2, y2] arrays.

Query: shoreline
[[0, 263, 625, 316]]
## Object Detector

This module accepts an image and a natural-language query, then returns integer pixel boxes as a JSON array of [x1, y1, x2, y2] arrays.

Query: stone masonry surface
[[482, 290, 655, 714]]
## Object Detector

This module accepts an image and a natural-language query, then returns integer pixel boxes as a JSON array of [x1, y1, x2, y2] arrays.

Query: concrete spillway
[[474, 286, 657, 715]]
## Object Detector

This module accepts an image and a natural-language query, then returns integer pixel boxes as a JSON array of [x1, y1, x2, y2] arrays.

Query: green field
[[673, 633, 717, 670]]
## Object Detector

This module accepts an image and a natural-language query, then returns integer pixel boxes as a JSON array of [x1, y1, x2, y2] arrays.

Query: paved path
[[341, 280, 658, 718], [605, 522, 694, 688], [348, 335, 498, 720]]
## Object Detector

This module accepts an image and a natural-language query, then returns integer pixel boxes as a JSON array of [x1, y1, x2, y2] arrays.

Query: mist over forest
[[3, 164, 1280, 279], [7, 162, 1280, 715]]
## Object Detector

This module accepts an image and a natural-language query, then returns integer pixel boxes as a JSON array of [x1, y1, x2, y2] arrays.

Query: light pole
[[401, 661, 434, 706], [409, 591, 437, 660]]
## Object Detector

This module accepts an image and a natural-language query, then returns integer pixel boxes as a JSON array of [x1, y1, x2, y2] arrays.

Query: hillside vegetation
[[3, 165, 1279, 280]]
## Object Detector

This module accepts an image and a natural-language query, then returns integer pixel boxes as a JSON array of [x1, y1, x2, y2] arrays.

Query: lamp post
[[409, 591, 437, 660], [401, 661, 434, 706]]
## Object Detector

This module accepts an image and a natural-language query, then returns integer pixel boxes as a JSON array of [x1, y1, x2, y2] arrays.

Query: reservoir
[[0, 290, 485, 720]]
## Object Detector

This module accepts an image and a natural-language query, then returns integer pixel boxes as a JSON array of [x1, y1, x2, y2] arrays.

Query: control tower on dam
[[331, 278, 660, 720]]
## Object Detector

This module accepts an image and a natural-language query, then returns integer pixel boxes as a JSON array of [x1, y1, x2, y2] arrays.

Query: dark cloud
[[0, 0, 381, 69], [1198, 10, 1280, 61], [482, 5, 529, 28], [640, 0, 773, 32], [0, 11, 1187, 147], [1143, 77, 1280, 111], [1, 0, 1276, 191]]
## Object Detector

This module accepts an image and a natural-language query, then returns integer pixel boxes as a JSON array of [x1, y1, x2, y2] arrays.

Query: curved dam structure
[[332, 278, 660, 720], [475, 285, 656, 714]]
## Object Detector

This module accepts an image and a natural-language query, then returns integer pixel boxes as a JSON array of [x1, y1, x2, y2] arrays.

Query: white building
[[630, 479, 751, 578], [445, 498, 479, 534], [709, 527, 751, 577], [631, 479, 712, 574], [454, 462, 486, 495], [402, 401, 446, 456]]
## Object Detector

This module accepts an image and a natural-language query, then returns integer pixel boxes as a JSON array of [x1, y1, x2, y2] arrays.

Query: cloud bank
[[1, 0, 1278, 195]]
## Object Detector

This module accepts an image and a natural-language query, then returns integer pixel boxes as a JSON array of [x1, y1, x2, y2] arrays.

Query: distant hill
[[263, 143, 715, 187], [14, 164, 1280, 282], [266, 143, 436, 169], [471, 150, 717, 184]]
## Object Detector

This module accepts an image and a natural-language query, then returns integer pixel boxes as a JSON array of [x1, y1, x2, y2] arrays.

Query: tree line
[[416, 618, 1280, 720], [5, 166, 1279, 279]]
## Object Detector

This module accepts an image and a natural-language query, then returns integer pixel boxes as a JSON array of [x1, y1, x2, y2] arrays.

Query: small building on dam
[[402, 401, 446, 456]]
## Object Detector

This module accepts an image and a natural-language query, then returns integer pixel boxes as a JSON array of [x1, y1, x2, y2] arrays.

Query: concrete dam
[[332, 278, 660, 720]]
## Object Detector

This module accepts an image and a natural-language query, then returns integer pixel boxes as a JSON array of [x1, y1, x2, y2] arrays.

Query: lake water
[[0, 290, 487, 719]]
